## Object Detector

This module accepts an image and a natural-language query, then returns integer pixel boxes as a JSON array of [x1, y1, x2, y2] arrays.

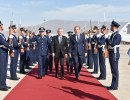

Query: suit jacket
[[69, 34, 87, 56], [51, 35, 68, 57]]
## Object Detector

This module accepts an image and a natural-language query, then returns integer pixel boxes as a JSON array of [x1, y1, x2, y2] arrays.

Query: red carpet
[[4, 65, 117, 100]]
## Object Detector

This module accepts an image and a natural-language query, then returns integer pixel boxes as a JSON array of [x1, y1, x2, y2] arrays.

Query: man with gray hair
[[51, 28, 68, 80]]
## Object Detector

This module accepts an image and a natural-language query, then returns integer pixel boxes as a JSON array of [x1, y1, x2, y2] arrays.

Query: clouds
[[43, 4, 130, 21], [21, 0, 45, 6]]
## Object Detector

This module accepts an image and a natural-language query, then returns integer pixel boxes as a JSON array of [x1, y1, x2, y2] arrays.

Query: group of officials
[[0, 20, 121, 91]]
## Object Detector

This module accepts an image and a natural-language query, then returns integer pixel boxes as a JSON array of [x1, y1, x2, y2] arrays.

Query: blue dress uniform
[[106, 21, 121, 90], [97, 28, 106, 79], [66, 31, 73, 74], [87, 35, 93, 69], [19, 35, 27, 73], [45, 29, 53, 74], [19, 27, 27, 74], [91, 33, 99, 73], [36, 34, 40, 62], [32, 34, 37, 64], [8, 25, 21, 80], [29, 33, 34, 66], [24, 33, 31, 69], [0, 24, 14, 91], [69, 34, 87, 80], [37, 27, 49, 78]]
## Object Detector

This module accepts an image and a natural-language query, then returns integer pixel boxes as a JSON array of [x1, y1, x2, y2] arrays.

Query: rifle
[[103, 13, 109, 58], [9, 26, 14, 57]]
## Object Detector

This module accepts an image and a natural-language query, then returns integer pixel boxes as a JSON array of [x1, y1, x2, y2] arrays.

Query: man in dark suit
[[51, 28, 68, 79], [69, 26, 87, 80]]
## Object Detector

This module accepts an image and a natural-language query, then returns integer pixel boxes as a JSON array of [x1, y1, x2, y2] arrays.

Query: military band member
[[106, 21, 121, 90], [0, 21, 14, 91], [8, 25, 21, 80]]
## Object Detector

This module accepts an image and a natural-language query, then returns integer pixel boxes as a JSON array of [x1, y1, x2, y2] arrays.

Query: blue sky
[[0, 0, 130, 30]]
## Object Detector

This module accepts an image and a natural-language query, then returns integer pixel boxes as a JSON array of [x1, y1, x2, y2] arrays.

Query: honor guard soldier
[[19, 27, 27, 74], [37, 27, 49, 79], [32, 32, 37, 64], [86, 30, 93, 69], [96, 25, 107, 80], [24, 30, 32, 69], [91, 26, 99, 74], [8, 25, 21, 80], [45, 29, 53, 74], [66, 31, 73, 74], [106, 20, 121, 90], [69, 26, 87, 80], [0, 21, 14, 91], [29, 31, 34, 66]]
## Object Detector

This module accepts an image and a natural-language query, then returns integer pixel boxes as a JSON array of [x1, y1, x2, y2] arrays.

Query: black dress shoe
[[11, 77, 20, 80], [26, 67, 32, 69], [55, 74, 59, 78], [76, 77, 78, 80], [87, 67, 93, 69], [6, 86, 11, 89], [60, 76, 64, 80], [37, 76, 42, 79], [45, 72, 48, 75], [96, 77, 106, 80], [0, 87, 8, 91], [106, 87, 118, 90], [50, 71, 52, 74], [20, 71, 28, 74], [91, 72, 98, 74]]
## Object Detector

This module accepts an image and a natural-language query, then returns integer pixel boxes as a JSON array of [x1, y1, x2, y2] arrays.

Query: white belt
[[0, 45, 4, 47], [108, 45, 120, 51], [91, 42, 95, 44], [98, 45, 105, 52]]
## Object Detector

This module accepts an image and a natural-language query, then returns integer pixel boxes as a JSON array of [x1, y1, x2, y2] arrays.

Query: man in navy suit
[[69, 26, 87, 80], [106, 21, 121, 90], [36, 27, 50, 79], [8, 25, 21, 80], [0, 21, 14, 91]]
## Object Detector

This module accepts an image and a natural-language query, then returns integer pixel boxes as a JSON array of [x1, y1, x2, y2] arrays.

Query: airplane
[[119, 22, 130, 43]]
